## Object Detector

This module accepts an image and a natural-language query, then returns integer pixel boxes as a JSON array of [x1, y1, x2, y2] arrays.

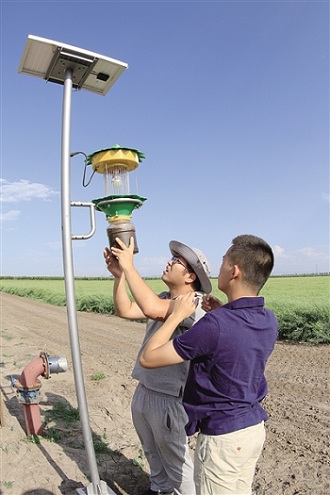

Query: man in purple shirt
[[140, 234, 278, 495]]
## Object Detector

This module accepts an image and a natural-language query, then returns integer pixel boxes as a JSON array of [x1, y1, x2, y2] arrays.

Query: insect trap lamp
[[87, 144, 147, 253]]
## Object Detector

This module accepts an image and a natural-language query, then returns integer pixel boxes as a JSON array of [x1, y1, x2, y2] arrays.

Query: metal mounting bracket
[[71, 202, 96, 240]]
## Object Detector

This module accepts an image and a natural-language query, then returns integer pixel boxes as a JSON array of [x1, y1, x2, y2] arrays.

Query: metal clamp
[[15, 381, 42, 404]]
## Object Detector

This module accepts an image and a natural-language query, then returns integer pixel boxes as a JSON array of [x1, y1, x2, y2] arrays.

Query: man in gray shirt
[[104, 237, 211, 495]]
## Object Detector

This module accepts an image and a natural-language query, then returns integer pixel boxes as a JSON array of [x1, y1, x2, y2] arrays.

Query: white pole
[[61, 68, 115, 495]]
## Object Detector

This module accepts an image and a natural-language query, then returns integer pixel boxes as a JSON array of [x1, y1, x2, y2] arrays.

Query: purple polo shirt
[[173, 297, 278, 436]]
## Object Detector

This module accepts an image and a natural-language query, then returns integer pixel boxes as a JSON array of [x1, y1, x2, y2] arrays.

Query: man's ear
[[185, 271, 197, 285], [231, 264, 240, 280]]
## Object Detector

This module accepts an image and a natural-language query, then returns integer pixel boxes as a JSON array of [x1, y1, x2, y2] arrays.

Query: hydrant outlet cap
[[47, 356, 68, 374]]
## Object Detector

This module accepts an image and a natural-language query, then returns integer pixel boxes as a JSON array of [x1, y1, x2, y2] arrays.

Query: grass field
[[1, 275, 329, 308], [1, 275, 329, 344]]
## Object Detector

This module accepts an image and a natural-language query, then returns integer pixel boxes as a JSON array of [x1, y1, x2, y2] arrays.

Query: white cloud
[[273, 245, 286, 258], [0, 178, 59, 203], [273, 244, 329, 275], [298, 247, 317, 257], [0, 209, 21, 221]]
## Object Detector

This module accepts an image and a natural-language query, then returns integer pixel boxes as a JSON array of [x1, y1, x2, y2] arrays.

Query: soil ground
[[0, 292, 329, 495]]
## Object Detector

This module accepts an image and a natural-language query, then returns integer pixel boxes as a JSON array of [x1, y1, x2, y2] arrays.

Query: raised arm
[[139, 293, 197, 368], [110, 237, 174, 321], [104, 248, 146, 320]]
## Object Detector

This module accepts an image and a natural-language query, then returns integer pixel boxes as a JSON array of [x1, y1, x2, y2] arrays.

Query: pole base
[[76, 480, 117, 495]]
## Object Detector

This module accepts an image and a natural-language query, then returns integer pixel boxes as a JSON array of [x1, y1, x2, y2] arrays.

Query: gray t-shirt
[[132, 291, 206, 397]]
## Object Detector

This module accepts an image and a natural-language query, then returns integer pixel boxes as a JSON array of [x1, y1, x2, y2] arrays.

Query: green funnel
[[92, 194, 147, 219]]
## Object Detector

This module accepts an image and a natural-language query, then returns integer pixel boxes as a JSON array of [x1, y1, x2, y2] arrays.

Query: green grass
[[260, 276, 330, 309], [2, 481, 14, 489], [1, 275, 329, 344], [91, 371, 106, 381], [0, 277, 115, 313], [43, 400, 112, 456], [48, 401, 80, 425]]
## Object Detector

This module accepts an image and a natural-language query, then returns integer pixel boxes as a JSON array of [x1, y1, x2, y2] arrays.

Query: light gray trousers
[[131, 383, 196, 495]]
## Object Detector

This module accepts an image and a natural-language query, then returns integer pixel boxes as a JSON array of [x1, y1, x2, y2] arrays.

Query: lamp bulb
[[111, 174, 122, 189]]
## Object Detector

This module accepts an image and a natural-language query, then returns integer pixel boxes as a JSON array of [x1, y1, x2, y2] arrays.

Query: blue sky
[[1, 1, 329, 278]]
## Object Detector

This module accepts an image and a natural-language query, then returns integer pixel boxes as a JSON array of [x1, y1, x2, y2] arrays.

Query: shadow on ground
[[3, 379, 149, 495]]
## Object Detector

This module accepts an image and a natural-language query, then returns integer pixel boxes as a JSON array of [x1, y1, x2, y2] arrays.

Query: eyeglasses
[[170, 256, 188, 269]]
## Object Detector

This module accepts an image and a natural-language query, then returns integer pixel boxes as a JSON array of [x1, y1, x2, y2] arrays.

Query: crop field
[[1, 274, 328, 309], [1, 275, 329, 344]]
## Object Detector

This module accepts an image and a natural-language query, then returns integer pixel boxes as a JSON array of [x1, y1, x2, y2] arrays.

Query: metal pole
[[61, 68, 115, 495]]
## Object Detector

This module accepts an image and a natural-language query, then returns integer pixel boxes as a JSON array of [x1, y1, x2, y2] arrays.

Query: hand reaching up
[[202, 294, 223, 312], [103, 247, 122, 278]]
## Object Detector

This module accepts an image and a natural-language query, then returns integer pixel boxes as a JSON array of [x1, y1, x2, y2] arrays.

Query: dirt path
[[1, 292, 329, 494]]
